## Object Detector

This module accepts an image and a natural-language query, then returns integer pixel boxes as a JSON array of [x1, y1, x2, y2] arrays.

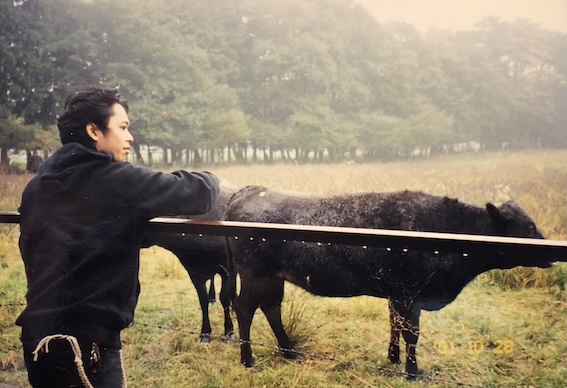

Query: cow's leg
[[401, 304, 421, 380], [188, 271, 213, 343], [259, 279, 298, 360], [218, 269, 235, 340], [389, 299, 421, 379], [387, 298, 402, 364], [388, 300, 421, 380], [234, 271, 265, 367]]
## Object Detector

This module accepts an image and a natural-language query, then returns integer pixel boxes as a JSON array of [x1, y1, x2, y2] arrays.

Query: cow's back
[[226, 185, 465, 231]]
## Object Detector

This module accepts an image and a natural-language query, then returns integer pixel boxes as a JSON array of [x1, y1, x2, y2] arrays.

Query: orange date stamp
[[432, 339, 514, 355]]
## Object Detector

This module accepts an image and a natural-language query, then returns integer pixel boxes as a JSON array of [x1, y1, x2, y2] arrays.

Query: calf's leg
[[219, 270, 235, 340], [188, 271, 213, 343]]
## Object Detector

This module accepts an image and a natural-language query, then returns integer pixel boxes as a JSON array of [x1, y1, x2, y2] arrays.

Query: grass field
[[1, 149, 566, 387]]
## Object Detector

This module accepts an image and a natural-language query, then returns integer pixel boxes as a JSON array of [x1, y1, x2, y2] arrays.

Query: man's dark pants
[[23, 339, 123, 388]]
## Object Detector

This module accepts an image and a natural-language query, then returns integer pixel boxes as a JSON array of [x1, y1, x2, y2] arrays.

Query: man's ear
[[86, 123, 99, 142]]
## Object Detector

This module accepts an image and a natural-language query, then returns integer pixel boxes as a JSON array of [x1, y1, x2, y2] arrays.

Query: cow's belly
[[278, 269, 390, 298], [416, 299, 454, 311], [280, 267, 458, 309]]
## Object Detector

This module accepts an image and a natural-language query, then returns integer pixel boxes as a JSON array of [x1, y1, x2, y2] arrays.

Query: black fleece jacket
[[16, 143, 220, 348]]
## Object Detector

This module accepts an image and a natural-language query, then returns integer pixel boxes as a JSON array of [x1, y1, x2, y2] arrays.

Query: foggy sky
[[354, 0, 567, 33]]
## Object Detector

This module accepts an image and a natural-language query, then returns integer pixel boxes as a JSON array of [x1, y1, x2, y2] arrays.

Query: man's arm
[[117, 164, 220, 219]]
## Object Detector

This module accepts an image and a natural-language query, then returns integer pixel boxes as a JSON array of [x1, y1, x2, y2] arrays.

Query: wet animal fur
[[226, 185, 548, 378]]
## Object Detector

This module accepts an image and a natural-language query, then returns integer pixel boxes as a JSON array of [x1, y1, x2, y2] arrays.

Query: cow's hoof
[[241, 356, 255, 368], [405, 362, 420, 380], [388, 345, 401, 364], [223, 331, 236, 342], [281, 348, 302, 360], [198, 333, 212, 343]]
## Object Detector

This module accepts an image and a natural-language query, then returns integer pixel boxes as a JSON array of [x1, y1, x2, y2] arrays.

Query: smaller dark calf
[[142, 185, 238, 342]]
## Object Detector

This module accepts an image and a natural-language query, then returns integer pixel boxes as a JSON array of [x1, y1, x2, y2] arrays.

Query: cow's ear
[[486, 203, 507, 228]]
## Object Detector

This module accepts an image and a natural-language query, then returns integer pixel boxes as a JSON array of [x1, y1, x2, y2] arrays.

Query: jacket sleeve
[[118, 164, 220, 219]]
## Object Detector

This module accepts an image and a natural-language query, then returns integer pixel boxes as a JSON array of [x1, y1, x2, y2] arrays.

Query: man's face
[[93, 103, 133, 162]]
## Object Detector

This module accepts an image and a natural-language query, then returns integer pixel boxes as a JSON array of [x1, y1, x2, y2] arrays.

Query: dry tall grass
[[1, 149, 565, 387]]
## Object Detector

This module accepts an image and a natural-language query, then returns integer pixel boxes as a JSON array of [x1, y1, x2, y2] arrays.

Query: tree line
[[1, 0, 566, 169]]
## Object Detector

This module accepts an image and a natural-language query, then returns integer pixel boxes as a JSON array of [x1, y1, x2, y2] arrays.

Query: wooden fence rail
[[1, 211, 566, 262]]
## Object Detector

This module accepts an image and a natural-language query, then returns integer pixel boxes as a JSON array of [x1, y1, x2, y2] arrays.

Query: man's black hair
[[57, 86, 129, 148]]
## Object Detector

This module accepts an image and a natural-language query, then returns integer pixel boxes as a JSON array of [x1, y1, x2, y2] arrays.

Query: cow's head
[[486, 201, 544, 239], [486, 201, 554, 269]]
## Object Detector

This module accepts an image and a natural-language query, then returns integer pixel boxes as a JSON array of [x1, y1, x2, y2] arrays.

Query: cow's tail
[[224, 235, 237, 306], [223, 185, 251, 306], [223, 184, 269, 304]]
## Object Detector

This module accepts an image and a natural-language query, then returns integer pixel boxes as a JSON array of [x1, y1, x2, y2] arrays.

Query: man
[[16, 86, 220, 387]]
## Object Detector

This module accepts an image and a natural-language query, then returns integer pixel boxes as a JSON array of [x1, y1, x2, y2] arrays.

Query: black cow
[[226, 185, 555, 379], [142, 185, 238, 342]]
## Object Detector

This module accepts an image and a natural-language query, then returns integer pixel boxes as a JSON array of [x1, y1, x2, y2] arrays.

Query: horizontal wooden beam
[[0, 211, 20, 224], [1, 211, 566, 261]]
